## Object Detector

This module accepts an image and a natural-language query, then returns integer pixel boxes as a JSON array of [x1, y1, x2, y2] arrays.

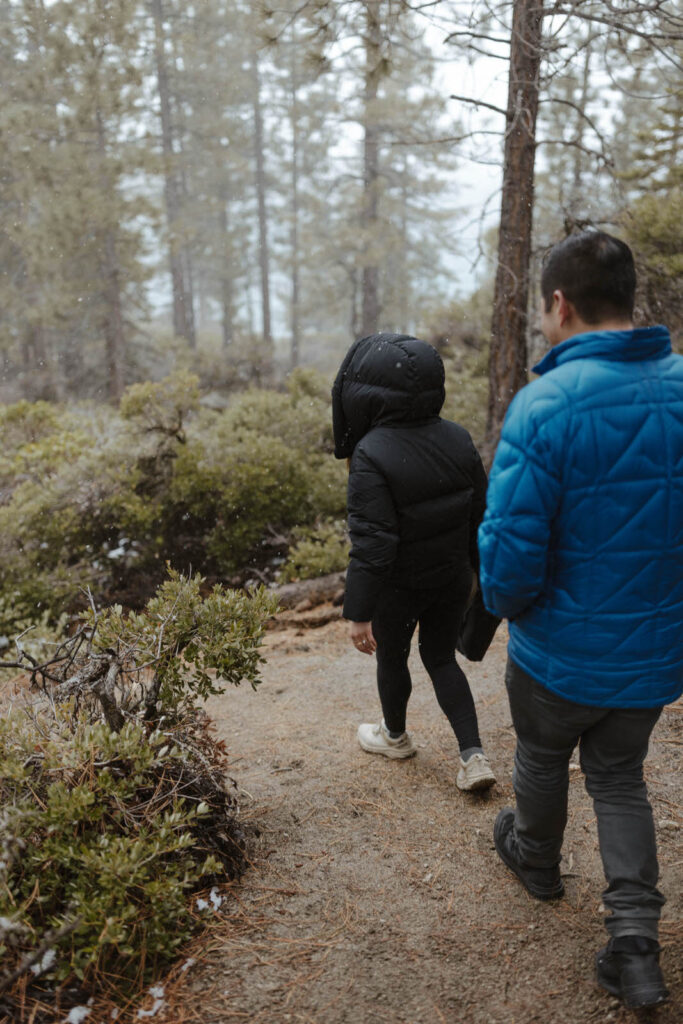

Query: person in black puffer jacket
[[332, 332, 495, 791]]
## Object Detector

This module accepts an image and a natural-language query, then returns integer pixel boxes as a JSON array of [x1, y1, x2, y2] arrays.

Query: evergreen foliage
[[0, 569, 275, 1005], [0, 713, 221, 988], [278, 520, 349, 583], [0, 371, 346, 631]]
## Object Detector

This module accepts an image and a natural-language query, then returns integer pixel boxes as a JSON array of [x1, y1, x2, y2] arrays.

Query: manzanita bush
[[0, 569, 277, 1012]]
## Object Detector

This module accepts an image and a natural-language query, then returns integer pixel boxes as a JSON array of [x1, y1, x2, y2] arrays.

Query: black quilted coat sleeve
[[343, 445, 399, 621]]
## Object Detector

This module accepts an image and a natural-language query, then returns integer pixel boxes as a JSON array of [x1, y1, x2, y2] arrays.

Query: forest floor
[[159, 612, 683, 1024]]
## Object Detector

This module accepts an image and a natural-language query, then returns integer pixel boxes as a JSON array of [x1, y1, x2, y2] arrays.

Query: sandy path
[[169, 616, 682, 1024]]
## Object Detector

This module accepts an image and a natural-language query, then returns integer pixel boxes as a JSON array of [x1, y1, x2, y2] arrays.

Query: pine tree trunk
[[219, 199, 234, 348], [179, 235, 196, 348], [361, 0, 382, 336], [568, 38, 592, 219], [290, 46, 301, 370], [174, 93, 197, 348], [96, 109, 125, 402], [101, 228, 126, 402], [350, 267, 360, 339], [246, 261, 256, 338], [252, 56, 272, 349], [486, 0, 545, 456], [399, 155, 409, 332], [151, 0, 193, 344], [23, 323, 57, 400]]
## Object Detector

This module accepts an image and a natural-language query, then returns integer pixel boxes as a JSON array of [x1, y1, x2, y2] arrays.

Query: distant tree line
[[0, 0, 466, 403], [0, 0, 680, 439]]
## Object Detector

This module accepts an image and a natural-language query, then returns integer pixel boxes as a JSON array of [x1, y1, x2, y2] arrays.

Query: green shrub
[[119, 369, 200, 440], [0, 569, 276, 1004], [0, 711, 223, 992], [218, 380, 332, 453], [91, 569, 279, 718], [166, 432, 317, 573], [278, 520, 349, 582], [423, 289, 492, 449], [441, 348, 488, 450], [0, 598, 66, 674], [624, 188, 683, 345], [0, 371, 346, 625], [0, 420, 157, 620]]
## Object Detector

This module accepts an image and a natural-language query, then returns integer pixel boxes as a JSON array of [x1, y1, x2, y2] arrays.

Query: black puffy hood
[[332, 332, 445, 459]]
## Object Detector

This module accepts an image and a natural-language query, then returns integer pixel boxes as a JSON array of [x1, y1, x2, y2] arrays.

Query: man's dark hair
[[541, 231, 636, 323]]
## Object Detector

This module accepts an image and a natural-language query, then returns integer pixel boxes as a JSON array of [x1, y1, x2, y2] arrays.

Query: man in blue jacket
[[479, 231, 683, 1009]]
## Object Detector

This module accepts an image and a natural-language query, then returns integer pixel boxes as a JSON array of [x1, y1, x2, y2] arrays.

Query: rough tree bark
[[486, 0, 545, 457], [361, 0, 382, 336]]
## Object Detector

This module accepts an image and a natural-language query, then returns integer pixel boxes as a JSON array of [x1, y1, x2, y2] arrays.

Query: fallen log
[[268, 571, 346, 611], [270, 604, 343, 631]]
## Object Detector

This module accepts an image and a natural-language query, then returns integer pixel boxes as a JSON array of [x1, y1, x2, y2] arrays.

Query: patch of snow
[[137, 998, 165, 1019], [65, 1007, 90, 1024], [30, 948, 56, 975]]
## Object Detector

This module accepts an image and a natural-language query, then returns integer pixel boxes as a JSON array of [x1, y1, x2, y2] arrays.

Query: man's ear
[[555, 290, 573, 326]]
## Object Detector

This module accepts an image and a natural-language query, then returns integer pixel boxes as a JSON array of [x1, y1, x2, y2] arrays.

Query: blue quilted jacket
[[479, 326, 683, 708]]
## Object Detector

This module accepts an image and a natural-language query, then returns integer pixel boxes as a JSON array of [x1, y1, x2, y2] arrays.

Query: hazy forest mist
[[1, 0, 680, 411]]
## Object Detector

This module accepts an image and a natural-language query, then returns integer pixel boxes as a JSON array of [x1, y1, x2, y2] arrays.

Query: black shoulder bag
[[456, 584, 501, 662]]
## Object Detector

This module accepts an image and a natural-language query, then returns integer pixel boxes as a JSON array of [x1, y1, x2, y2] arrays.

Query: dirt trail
[[170, 616, 682, 1024]]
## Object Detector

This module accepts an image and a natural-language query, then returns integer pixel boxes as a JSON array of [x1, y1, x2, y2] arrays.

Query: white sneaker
[[457, 752, 496, 791], [357, 720, 417, 759]]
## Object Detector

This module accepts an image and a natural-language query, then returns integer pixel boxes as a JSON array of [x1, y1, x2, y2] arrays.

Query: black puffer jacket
[[332, 333, 488, 622]]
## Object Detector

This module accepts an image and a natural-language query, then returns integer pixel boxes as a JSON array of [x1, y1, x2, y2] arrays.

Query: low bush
[[424, 289, 492, 450], [0, 713, 224, 990], [0, 370, 346, 626], [0, 569, 277, 1014], [278, 520, 349, 582]]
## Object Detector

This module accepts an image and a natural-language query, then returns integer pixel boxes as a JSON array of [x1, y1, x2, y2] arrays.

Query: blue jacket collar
[[533, 325, 671, 376]]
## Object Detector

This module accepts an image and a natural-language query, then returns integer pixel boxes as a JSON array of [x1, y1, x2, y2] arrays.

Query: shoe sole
[[596, 955, 670, 1008], [457, 773, 496, 792], [357, 738, 416, 760], [494, 811, 564, 901]]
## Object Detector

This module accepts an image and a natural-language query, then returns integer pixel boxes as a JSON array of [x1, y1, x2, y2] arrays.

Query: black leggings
[[371, 579, 481, 752]]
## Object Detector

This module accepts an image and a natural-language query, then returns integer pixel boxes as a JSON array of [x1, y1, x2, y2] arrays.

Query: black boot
[[596, 935, 669, 1008], [493, 807, 564, 900]]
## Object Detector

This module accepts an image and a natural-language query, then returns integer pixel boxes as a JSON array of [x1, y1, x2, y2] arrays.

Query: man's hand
[[350, 620, 376, 655]]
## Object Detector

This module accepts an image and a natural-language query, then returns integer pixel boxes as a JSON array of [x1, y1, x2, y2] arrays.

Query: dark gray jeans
[[505, 658, 665, 940]]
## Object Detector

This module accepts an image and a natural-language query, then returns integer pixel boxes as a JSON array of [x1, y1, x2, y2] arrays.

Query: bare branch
[[537, 137, 614, 166], [445, 30, 511, 46], [450, 93, 508, 116]]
